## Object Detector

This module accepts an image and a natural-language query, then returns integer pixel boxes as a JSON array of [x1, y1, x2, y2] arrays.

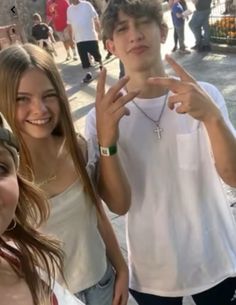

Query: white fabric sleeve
[[67, 7, 71, 25], [198, 81, 236, 137], [87, 2, 98, 18]]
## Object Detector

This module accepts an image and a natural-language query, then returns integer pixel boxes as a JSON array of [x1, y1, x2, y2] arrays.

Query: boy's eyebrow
[[115, 20, 128, 26]]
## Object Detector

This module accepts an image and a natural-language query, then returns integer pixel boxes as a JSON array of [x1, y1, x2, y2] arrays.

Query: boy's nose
[[129, 26, 144, 42]]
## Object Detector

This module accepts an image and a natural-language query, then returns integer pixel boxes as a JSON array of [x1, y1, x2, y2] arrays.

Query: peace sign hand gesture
[[148, 55, 221, 123], [96, 68, 139, 147]]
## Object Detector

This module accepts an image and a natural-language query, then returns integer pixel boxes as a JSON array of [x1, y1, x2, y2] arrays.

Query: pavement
[[53, 2, 236, 304]]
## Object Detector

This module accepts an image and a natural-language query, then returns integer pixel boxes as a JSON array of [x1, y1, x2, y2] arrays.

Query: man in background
[[47, 0, 77, 60], [189, 0, 212, 52], [67, 0, 103, 83]]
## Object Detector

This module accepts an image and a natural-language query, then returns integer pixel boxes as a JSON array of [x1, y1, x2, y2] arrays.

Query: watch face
[[100, 147, 109, 156], [99, 145, 117, 156]]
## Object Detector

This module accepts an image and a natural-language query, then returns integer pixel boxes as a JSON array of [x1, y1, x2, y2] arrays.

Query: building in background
[[0, 0, 46, 41]]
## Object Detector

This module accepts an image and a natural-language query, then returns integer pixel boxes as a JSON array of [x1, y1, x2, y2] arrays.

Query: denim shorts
[[75, 261, 115, 305]]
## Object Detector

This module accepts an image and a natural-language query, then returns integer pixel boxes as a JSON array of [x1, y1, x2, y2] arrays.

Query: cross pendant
[[154, 124, 163, 139]]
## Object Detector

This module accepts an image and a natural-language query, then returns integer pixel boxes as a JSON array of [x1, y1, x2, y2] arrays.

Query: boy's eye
[[116, 25, 127, 33]]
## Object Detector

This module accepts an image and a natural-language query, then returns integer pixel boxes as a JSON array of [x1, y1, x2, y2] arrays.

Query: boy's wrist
[[99, 144, 117, 157]]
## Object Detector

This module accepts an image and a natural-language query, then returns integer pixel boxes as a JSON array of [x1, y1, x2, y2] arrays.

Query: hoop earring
[[6, 219, 17, 232]]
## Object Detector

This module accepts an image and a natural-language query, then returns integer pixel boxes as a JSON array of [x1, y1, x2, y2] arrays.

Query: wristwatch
[[99, 144, 117, 156]]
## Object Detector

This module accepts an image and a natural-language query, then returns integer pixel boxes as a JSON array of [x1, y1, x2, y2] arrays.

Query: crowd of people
[[0, 1, 236, 305]]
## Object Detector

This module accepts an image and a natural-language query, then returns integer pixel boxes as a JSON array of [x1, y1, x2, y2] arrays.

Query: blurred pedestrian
[[171, 0, 190, 54], [47, 0, 78, 60], [67, 0, 103, 83], [189, 0, 212, 52]]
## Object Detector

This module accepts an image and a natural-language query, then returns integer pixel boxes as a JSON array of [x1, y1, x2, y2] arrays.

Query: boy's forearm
[[204, 116, 236, 187], [98, 155, 131, 215], [97, 205, 128, 273]]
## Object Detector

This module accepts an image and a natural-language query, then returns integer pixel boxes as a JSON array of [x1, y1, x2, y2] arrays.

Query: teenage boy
[[85, 0, 236, 304]]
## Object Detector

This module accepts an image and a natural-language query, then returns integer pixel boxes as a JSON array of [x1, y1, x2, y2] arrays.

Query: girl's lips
[[26, 118, 51, 125]]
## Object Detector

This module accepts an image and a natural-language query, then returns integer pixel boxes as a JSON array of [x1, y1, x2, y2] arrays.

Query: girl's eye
[[16, 96, 29, 103], [44, 93, 59, 100], [0, 164, 9, 176]]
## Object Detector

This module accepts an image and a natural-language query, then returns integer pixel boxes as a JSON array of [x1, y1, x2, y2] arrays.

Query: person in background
[[67, 0, 103, 83], [0, 112, 84, 305], [169, 0, 188, 52], [32, 13, 57, 56], [189, 0, 212, 52], [170, 0, 190, 54], [86, 0, 236, 304], [0, 43, 130, 305], [47, 0, 78, 60]]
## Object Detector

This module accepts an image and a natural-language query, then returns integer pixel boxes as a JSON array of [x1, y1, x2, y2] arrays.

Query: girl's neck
[[22, 135, 65, 170]]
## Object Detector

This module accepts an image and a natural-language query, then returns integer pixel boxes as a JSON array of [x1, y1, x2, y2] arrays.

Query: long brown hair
[[0, 43, 99, 207], [1, 174, 64, 305]]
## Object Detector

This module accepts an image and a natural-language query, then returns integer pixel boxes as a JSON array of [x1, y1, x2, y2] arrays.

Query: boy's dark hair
[[101, 0, 163, 40]]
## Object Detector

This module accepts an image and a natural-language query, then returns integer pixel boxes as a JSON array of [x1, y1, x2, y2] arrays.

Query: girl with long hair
[[0, 43, 131, 305], [0, 112, 83, 305]]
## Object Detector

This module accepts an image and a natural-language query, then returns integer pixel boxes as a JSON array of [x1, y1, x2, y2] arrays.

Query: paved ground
[[53, 3, 236, 304]]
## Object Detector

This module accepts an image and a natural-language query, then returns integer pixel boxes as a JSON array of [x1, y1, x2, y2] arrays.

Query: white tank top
[[41, 179, 106, 293]]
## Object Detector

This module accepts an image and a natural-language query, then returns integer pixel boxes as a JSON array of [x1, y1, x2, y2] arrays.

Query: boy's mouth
[[128, 45, 148, 55]]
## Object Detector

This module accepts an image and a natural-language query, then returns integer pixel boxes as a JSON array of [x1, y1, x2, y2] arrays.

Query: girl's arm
[[97, 204, 129, 305]]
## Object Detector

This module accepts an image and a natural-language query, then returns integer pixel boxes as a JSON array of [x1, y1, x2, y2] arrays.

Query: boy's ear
[[106, 39, 116, 55], [160, 22, 168, 44]]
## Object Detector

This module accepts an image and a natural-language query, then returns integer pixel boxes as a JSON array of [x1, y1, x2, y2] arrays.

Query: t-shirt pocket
[[176, 129, 201, 171]]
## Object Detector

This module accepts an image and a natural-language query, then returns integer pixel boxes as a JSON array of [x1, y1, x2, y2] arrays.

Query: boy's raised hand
[[148, 55, 221, 123], [96, 68, 139, 147]]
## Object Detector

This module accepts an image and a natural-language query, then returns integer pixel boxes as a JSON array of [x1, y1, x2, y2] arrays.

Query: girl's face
[[0, 145, 19, 235], [15, 68, 60, 141]]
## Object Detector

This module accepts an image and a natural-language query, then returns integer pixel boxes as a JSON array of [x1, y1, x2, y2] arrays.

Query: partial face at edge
[[0, 145, 18, 236]]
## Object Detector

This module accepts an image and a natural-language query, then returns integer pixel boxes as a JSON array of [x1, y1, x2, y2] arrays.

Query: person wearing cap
[[0, 113, 85, 305]]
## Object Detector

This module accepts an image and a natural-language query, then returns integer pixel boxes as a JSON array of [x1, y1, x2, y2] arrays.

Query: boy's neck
[[125, 65, 167, 99]]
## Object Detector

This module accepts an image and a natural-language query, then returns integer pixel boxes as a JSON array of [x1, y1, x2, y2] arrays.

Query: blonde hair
[[0, 43, 100, 207]]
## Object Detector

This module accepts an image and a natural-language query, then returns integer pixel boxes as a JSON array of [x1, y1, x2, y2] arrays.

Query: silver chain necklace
[[132, 91, 169, 139]]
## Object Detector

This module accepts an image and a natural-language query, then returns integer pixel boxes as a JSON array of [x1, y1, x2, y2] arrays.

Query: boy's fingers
[[106, 75, 130, 101], [96, 68, 107, 101], [165, 54, 196, 83]]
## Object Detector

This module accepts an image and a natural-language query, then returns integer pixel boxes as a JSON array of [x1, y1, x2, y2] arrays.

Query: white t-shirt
[[85, 82, 236, 297], [67, 1, 98, 43]]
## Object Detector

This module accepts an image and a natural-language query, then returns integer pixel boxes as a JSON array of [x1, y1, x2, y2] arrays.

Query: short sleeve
[[198, 81, 236, 137]]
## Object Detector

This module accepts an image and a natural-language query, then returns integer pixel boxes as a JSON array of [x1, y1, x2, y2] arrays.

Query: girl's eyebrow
[[17, 89, 56, 95]]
